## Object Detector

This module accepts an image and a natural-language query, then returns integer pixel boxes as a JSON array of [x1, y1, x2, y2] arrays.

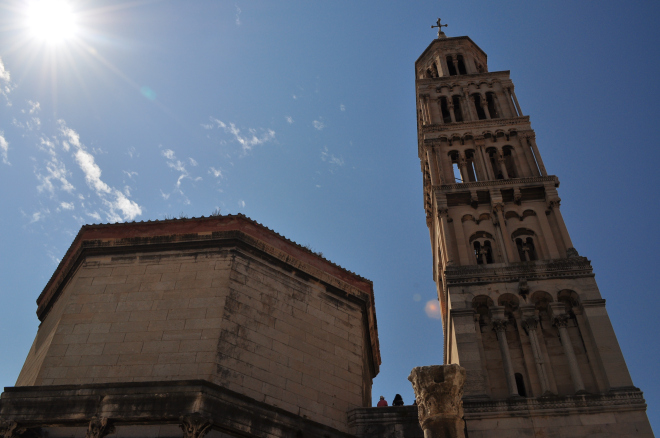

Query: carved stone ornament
[[521, 317, 538, 332], [85, 417, 115, 438], [408, 364, 467, 438], [492, 319, 508, 332], [179, 414, 213, 438], [518, 277, 529, 297], [0, 420, 26, 438], [553, 314, 570, 329]]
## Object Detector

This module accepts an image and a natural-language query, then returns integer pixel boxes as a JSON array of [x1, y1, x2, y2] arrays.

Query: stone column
[[427, 149, 440, 185], [536, 209, 561, 259], [493, 204, 517, 262], [497, 152, 509, 179], [430, 146, 444, 185], [464, 91, 476, 120], [438, 208, 455, 266], [518, 135, 540, 177], [510, 86, 523, 116], [452, 56, 461, 75], [547, 199, 575, 254], [505, 87, 518, 116], [435, 98, 444, 125], [481, 94, 491, 119], [549, 304, 586, 394], [491, 307, 519, 397], [521, 307, 552, 395], [527, 134, 548, 176], [408, 365, 467, 438], [447, 99, 457, 123], [453, 213, 471, 266]]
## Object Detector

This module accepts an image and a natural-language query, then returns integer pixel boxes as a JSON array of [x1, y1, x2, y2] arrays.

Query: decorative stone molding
[[421, 116, 530, 134], [179, 414, 213, 438], [85, 417, 114, 438], [566, 247, 580, 258], [518, 277, 529, 297], [408, 365, 467, 438], [463, 390, 647, 418], [0, 420, 26, 438], [443, 257, 594, 286], [433, 175, 558, 192]]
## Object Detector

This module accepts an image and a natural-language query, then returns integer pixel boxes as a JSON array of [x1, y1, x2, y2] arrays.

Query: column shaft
[[494, 322, 519, 396]]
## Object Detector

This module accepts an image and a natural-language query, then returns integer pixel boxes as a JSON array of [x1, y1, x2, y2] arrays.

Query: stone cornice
[[0, 380, 355, 438], [463, 389, 647, 419], [433, 176, 559, 193], [416, 70, 512, 87], [443, 257, 594, 286], [421, 116, 530, 134]]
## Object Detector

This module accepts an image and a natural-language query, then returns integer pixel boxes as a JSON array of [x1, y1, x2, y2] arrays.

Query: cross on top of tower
[[431, 18, 448, 38]]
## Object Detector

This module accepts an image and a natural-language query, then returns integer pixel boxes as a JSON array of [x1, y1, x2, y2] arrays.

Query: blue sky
[[0, 0, 658, 430]]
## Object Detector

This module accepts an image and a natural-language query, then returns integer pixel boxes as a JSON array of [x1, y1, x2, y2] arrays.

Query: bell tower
[[415, 22, 654, 436]]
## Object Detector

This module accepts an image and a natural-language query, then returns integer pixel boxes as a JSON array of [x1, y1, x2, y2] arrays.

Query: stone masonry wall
[[16, 245, 371, 433]]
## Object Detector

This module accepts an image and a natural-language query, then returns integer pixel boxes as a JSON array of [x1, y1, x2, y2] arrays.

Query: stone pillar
[[448, 99, 457, 123], [453, 213, 471, 266], [435, 98, 444, 125], [430, 146, 444, 185], [438, 208, 455, 266], [518, 135, 540, 177], [464, 91, 476, 120], [452, 56, 461, 75], [505, 87, 518, 116], [547, 199, 575, 254], [549, 304, 586, 394], [536, 209, 561, 259], [527, 134, 548, 176], [427, 149, 440, 186], [497, 152, 509, 179], [491, 307, 519, 397], [510, 87, 523, 116], [481, 94, 491, 119], [408, 364, 467, 438], [521, 306, 552, 395], [493, 204, 517, 262]]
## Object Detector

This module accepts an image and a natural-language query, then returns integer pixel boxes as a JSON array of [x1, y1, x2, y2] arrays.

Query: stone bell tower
[[415, 23, 654, 436]]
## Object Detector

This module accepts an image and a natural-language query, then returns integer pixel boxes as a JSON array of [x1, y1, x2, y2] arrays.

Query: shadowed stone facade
[[414, 29, 654, 437], [1, 215, 380, 436]]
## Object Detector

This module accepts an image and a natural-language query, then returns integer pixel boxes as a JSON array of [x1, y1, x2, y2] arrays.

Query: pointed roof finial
[[431, 18, 448, 39]]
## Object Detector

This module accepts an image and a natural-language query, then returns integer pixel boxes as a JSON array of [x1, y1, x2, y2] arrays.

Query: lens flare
[[424, 300, 442, 319], [27, 0, 78, 44]]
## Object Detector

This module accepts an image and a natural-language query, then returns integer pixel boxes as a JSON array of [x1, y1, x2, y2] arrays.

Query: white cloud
[[0, 56, 14, 104], [292, 95, 297, 100], [209, 118, 276, 153], [313, 120, 324, 130], [0, 131, 8, 164], [28, 100, 40, 114], [340, 104, 345, 111], [209, 167, 222, 178], [59, 120, 142, 221], [162, 149, 175, 160], [320, 146, 344, 167], [123, 170, 138, 179], [238, 200, 245, 208], [189, 157, 198, 166], [235, 5, 241, 25], [286, 116, 294, 124], [60, 202, 74, 210], [87, 211, 102, 221], [36, 155, 75, 195]]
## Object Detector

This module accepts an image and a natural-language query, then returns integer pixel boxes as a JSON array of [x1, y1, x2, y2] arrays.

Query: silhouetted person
[[376, 395, 388, 407], [392, 394, 404, 406]]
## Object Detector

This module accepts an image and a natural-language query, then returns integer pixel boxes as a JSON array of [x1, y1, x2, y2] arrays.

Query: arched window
[[457, 55, 467, 75], [471, 232, 497, 264], [446, 56, 457, 76], [515, 373, 527, 397], [515, 237, 538, 261], [440, 97, 452, 124], [502, 146, 517, 178], [473, 94, 487, 120], [486, 92, 500, 119], [452, 96, 463, 122]]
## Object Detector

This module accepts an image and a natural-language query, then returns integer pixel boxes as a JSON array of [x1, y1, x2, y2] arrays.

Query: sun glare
[[27, 0, 78, 44]]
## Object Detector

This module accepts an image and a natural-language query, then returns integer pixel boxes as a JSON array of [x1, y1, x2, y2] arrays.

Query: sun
[[26, 0, 78, 44]]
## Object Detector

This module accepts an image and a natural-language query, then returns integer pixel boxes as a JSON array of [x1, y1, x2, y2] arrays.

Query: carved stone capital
[[0, 420, 26, 438], [492, 319, 508, 332], [492, 203, 505, 214], [553, 314, 570, 328], [438, 208, 449, 218], [408, 365, 466, 438], [180, 414, 213, 438], [86, 417, 115, 438], [521, 317, 538, 331]]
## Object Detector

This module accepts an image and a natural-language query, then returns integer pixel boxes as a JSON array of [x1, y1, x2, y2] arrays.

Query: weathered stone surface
[[408, 364, 466, 438]]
